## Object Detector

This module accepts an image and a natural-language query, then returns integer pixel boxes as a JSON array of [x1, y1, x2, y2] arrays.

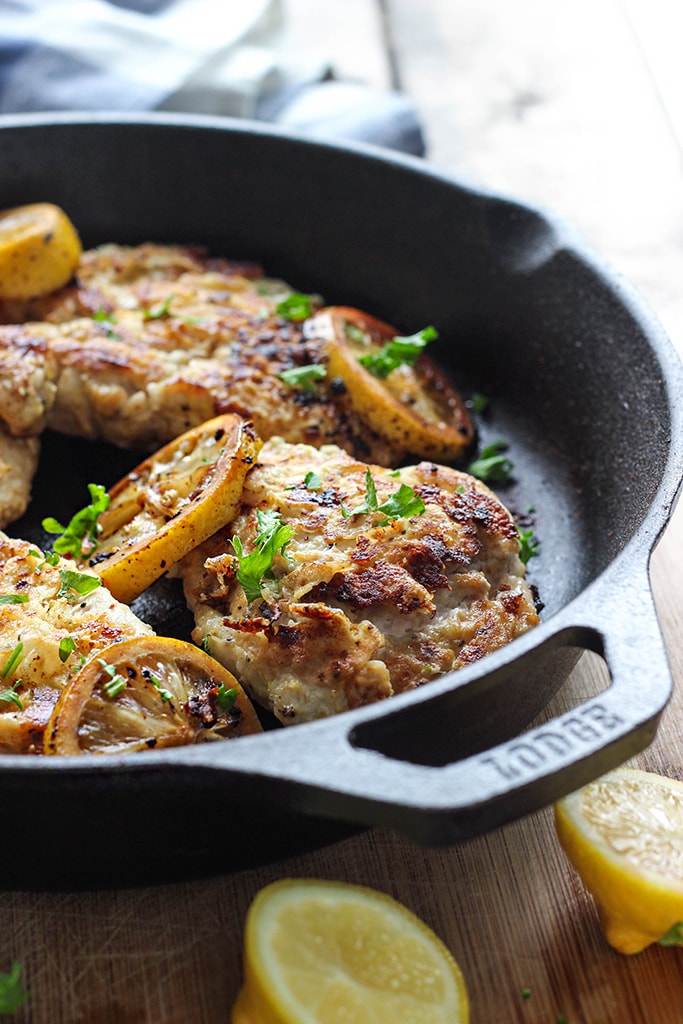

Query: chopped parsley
[[216, 683, 237, 711], [277, 363, 327, 392], [0, 594, 28, 605], [42, 483, 110, 558], [341, 468, 426, 524], [0, 643, 23, 680], [303, 471, 322, 491], [276, 293, 315, 321], [0, 681, 23, 712], [142, 294, 174, 319], [58, 569, 102, 601], [659, 921, 683, 946], [231, 509, 295, 604], [98, 659, 126, 699], [469, 391, 488, 415], [517, 526, 540, 564], [358, 325, 437, 379], [0, 962, 29, 1014], [467, 440, 514, 483], [58, 636, 79, 663], [146, 673, 173, 703], [520, 987, 532, 1001], [201, 635, 212, 654], [93, 308, 120, 340]]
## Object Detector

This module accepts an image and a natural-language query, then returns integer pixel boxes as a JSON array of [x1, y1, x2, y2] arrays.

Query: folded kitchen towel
[[0, 0, 425, 155]]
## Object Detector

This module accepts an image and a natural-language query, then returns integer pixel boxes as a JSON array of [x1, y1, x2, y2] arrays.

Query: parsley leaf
[[42, 483, 110, 557], [276, 293, 314, 321], [341, 468, 426, 523], [469, 391, 488, 415], [303, 471, 322, 491], [231, 509, 295, 604], [659, 921, 683, 946], [216, 683, 237, 711], [517, 526, 539, 564], [142, 294, 174, 320], [0, 962, 29, 1014], [58, 569, 102, 601], [358, 325, 437, 379], [93, 308, 120, 340], [467, 440, 514, 483], [277, 364, 326, 392], [58, 636, 78, 663], [0, 643, 23, 680], [98, 659, 127, 699], [0, 594, 28, 605]]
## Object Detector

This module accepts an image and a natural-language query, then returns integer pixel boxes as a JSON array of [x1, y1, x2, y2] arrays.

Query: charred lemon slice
[[0, 202, 82, 299], [310, 307, 474, 462], [44, 636, 262, 755], [91, 414, 262, 604]]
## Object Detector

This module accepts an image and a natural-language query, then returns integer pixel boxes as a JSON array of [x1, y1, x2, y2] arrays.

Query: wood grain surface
[[2, 1, 683, 1022]]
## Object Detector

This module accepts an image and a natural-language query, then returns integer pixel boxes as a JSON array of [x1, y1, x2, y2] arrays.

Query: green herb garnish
[[58, 569, 102, 601], [0, 643, 23, 680], [0, 681, 23, 711], [0, 962, 29, 1013], [216, 683, 237, 711], [358, 325, 437, 379], [470, 391, 488, 414], [201, 635, 212, 654], [58, 636, 78, 663], [0, 594, 28, 605], [341, 468, 426, 523], [276, 293, 314, 321], [467, 440, 514, 483], [277, 364, 327, 392], [231, 509, 294, 604], [520, 987, 532, 1001], [142, 294, 174, 320], [303, 471, 322, 491], [42, 483, 110, 557], [517, 526, 539, 564], [147, 673, 173, 703], [93, 308, 120, 340], [98, 659, 126, 699], [659, 921, 683, 946]]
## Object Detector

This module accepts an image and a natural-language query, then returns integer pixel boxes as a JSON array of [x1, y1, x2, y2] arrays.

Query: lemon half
[[555, 766, 683, 954], [231, 879, 469, 1024], [0, 202, 82, 299]]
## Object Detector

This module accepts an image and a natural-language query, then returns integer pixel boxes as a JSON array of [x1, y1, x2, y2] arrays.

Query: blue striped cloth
[[0, 0, 425, 154]]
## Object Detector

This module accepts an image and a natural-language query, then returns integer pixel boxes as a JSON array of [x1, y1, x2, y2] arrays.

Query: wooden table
[[4, 1, 683, 1021]]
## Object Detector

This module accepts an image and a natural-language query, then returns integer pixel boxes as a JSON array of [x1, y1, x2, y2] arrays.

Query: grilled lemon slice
[[0, 202, 82, 299], [310, 307, 474, 462], [231, 878, 469, 1024], [555, 767, 683, 954], [90, 414, 262, 604], [44, 636, 262, 755]]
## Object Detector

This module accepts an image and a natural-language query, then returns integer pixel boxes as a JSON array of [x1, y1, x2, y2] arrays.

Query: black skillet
[[1, 113, 682, 889]]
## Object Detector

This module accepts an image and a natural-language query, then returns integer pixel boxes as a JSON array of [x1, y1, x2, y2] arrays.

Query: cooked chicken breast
[[177, 437, 539, 726], [0, 243, 474, 526], [0, 532, 153, 753]]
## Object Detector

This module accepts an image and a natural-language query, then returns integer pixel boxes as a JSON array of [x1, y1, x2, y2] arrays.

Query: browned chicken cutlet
[[0, 243, 473, 526], [177, 437, 539, 726]]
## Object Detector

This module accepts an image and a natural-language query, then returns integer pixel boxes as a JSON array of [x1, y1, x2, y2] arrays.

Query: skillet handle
[[206, 564, 672, 846]]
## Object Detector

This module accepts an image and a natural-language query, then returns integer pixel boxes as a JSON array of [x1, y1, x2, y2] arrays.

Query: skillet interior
[[0, 115, 680, 886]]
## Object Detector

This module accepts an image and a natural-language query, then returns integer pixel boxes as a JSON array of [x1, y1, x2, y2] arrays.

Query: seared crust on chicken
[[0, 243, 474, 525], [0, 532, 153, 753], [177, 438, 539, 726]]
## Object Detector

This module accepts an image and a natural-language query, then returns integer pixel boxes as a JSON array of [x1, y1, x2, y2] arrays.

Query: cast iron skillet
[[1, 113, 682, 889]]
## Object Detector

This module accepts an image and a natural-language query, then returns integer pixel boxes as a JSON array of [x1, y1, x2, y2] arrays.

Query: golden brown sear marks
[[177, 437, 539, 726]]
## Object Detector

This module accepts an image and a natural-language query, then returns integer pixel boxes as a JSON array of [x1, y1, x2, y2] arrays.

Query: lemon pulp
[[555, 767, 683, 953], [231, 879, 469, 1024]]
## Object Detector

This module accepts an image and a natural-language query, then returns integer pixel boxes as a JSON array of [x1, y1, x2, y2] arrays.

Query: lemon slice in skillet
[[0, 202, 82, 299], [309, 306, 474, 462], [44, 636, 262, 755], [89, 414, 262, 605], [231, 878, 470, 1024], [555, 767, 683, 954]]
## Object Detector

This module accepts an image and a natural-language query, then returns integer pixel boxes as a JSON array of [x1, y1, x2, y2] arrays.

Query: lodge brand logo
[[481, 703, 625, 781]]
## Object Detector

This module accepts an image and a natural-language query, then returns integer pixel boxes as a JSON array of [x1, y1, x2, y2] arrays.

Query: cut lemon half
[[0, 202, 82, 299], [90, 414, 262, 604], [310, 306, 474, 462], [44, 636, 262, 755], [555, 766, 683, 954], [231, 878, 469, 1024]]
